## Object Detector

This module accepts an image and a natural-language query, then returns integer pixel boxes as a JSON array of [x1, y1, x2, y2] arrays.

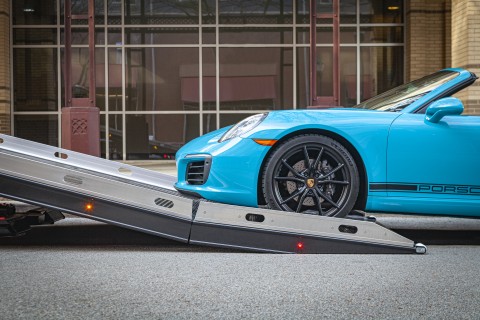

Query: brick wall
[[406, 0, 451, 81], [452, 0, 480, 115], [0, 0, 10, 134]]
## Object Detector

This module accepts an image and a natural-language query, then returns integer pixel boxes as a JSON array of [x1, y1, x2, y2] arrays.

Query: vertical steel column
[[62, 0, 100, 156]]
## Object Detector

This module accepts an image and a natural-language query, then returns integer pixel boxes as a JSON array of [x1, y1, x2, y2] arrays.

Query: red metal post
[[64, 1, 72, 108], [332, 0, 340, 105], [88, 0, 96, 106], [62, 0, 100, 156], [309, 0, 341, 107], [309, 0, 317, 106]]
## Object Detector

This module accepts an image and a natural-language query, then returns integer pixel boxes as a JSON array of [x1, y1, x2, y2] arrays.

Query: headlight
[[218, 113, 268, 142]]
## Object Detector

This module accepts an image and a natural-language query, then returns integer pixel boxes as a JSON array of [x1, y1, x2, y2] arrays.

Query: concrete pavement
[[2, 162, 480, 320], [1, 245, 479, 320]]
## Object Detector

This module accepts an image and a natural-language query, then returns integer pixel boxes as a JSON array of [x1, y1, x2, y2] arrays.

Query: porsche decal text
[[418, 185, 480, 194], [369, 183, 480, 195]]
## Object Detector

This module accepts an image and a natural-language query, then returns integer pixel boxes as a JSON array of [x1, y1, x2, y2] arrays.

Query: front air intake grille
[[187, 161, 206, 185], [186, 157, 212, 185]]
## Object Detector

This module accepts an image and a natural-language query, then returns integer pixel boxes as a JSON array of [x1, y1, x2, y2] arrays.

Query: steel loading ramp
[[0, 134, 426, 254]]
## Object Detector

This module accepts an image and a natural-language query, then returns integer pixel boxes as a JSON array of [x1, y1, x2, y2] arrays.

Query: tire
[[262, 134, 359, 217]]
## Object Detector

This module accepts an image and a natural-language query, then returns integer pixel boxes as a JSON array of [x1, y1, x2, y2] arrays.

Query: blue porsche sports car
[[175, 68, 480, 218]]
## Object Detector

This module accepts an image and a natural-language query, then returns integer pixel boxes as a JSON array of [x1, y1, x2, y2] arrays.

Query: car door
[[385, 111, 480, 217]]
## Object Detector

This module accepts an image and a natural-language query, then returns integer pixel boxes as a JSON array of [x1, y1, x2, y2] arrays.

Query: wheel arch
[[256, 128, 368, 211]]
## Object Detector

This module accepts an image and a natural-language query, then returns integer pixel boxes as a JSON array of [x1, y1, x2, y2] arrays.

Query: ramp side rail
[[0, 134, 426, 254]]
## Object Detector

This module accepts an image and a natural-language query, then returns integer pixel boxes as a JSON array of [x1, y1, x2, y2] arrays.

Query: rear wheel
[[262, 134, 359, 217]]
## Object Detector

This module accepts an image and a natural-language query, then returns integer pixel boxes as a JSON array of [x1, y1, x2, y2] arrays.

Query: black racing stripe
[[369, 183, 387, 191], [370, 183, 418, 191], [388, 184, 418, 191]]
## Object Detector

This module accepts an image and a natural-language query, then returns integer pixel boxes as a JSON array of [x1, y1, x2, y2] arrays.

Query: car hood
[[242, 108, 400, 140]]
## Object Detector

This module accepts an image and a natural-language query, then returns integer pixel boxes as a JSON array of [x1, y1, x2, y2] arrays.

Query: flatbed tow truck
[[0, 133, 426, 254]]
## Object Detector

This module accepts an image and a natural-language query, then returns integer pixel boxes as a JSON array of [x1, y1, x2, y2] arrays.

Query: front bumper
[[175, 129, 271, 207]]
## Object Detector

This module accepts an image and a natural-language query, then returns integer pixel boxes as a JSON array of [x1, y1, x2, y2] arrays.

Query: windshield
[[354, 70, 459, 111]]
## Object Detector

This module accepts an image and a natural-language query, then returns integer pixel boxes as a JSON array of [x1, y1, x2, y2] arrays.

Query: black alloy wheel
[[262, 134, 360, 217]]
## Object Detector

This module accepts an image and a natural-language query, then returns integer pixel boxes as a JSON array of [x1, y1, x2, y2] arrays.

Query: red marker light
[[297, 242, 304, 250], [0, 216, 6, 221]]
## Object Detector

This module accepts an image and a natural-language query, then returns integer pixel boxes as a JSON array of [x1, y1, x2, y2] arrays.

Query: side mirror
[[425, 97, 464, 123]]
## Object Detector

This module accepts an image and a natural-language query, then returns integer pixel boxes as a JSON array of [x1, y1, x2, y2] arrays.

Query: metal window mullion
[[12, 111, 61, 115], [124, 111, 206, 114], [100, 23, 406, 29], [357, 23, 405, 27], [333, 0, 340, 105], [123, 44, 199, 48], [309, 0, 316, 105], [199, 0, 203, 135], [57, 0, 62, 146], [292, 0, 296, 110], [210, 110, 269, 114], [12, 25, 57, 28], [122, 24, 201, 28], [70, 44, 107, 48], [57, 44, 62, 146], [217, 24, 293, 28], [358, 43, 404, 47], [403, 3, 406, 82], [12, 45, 60, 48], [114, 109, 280, 115], [216, 44, 294, 48], [356, 0, 360, 105], [121, 0, 126, 161], [215, 0, 219, 130], [293, 23, 404, 27], [104, 0, 109, 160], [68, 24, 108, 28], [203, 44, 301, 48], [9, 0, 13, 135]]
